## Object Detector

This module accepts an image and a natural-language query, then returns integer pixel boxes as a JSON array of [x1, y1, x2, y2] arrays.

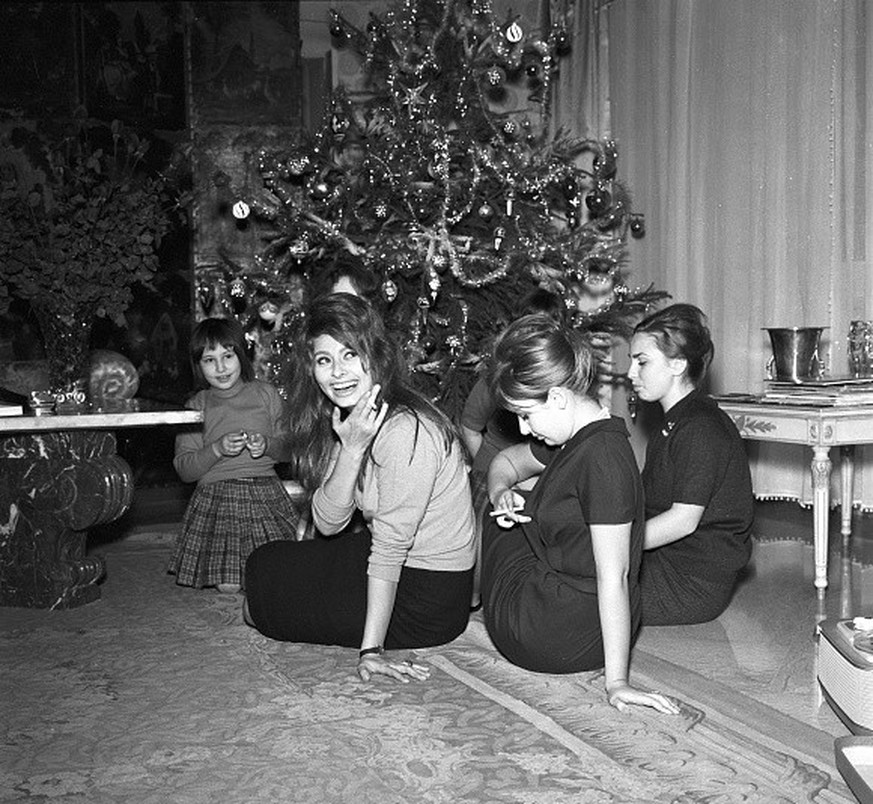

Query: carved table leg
[[0, 430, 133, 608], [810, 445, 832, 592], [840, 445, 855, 539]]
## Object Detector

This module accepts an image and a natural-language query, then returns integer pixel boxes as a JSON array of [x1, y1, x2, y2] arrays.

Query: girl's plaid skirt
[[168, 476, 302, 589]]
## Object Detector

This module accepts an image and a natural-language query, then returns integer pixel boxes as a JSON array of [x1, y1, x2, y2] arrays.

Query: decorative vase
[[848, 320, 873, 378], [32, 305, 93, 409]]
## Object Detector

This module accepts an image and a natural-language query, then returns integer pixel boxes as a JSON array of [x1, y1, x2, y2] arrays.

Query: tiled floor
[[636, 501, 873, 741]]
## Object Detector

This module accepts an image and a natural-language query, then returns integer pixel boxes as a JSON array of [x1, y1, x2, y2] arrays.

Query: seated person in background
[[309, 251, 381, 302], [627, 303, 754, 626]]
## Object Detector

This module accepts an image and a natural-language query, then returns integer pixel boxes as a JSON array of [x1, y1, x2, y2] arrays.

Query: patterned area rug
[[0, 539, 855, 803]]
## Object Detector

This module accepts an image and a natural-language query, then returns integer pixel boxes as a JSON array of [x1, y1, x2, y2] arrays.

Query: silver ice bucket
[[764, 327, 826, 382]]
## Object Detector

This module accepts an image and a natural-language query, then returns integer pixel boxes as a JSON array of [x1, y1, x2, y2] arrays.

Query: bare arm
[[355, 576, 430, 683], [487, 442, 544, 505], [461, 425, 484, 460], [591, 523, 679, 715], [644, 503, 704, 550]]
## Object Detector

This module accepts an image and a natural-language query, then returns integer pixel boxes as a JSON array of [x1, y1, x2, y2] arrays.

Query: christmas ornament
[[310, 181, 331, 201], [503, 120, 518, 140], [374, 201, 389, 219], [553, 27, 571, 55], [494, 226, 506, 250], [232, 200, 251, 220], [630, 217, 646, 238], [478, 202, 494, 220], [585, 189, 611, 215], [505, 21, 524, 44], [329, 11, 345, 42], [486, 66, 505, 86], [287, 156, 311, 177], [381, 279, 398, 302], [288, 237, 310, 257], [228, 277, 248, 315], [331, 113, 350, 135]]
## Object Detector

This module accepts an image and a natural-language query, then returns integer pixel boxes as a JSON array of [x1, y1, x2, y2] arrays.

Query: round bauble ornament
[[310, 181, 331, 201], [486, 66, 505, 86], [478, 202, 494, 220], [593, 153, 617, 180], [505, 20, 524, 44], [554, 27, 571, 55], [232, 200, 251, 220], [526, 63, 539, 77], [585, 189, 611, 215], [287, 155, 311, 177], [421, 335, 437, 354], [630, 217, 646, 238]]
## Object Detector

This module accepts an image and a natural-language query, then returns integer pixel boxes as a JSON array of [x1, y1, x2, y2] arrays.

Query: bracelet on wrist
[[359, 645, 384, 659]]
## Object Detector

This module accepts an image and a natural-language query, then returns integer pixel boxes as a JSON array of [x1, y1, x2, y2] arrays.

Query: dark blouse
[[641, 389, 754, 577]]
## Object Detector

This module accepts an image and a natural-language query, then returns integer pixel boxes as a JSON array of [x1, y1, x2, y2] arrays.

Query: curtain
[[560, 0, 873, 510]]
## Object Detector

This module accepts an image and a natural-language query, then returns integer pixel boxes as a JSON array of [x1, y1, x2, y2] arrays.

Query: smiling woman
[[243, 294, 477, 685]]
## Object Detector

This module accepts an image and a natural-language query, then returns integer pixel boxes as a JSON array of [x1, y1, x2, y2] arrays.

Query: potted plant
[[0, 109, 178, 397]]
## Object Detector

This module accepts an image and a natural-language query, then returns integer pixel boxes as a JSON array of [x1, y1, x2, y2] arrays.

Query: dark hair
[[487, 313, 595, 409], [189, 316, 254, 388], [286, 293, 459, 492], [513, 287, 567, 322], [309, 252, 379, 302], [633, 303, 714, 387]]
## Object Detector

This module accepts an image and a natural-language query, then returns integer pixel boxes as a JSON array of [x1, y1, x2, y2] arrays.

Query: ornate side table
[[0, 404, 202, 609], [715, 397, 873, 594]]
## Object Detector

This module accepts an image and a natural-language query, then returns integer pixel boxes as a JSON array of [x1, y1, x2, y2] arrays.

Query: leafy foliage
[[0, 112, 175, 326]]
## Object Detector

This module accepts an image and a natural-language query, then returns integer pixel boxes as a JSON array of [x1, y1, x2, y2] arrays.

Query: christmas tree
[[233, 0, 667, 416]]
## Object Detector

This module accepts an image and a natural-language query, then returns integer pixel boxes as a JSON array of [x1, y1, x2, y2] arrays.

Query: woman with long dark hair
[[244, 294, 477, 683]]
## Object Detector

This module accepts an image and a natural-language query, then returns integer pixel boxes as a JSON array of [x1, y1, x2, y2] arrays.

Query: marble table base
[[0, 430, 133, 608]]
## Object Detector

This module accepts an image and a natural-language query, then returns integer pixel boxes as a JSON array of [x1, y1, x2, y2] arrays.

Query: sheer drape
[[559, 0, 873, 509]]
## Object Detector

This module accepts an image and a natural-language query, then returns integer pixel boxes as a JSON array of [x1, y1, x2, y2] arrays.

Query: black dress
[[639, 390, 754, 625], [480, 416, 645, 674]]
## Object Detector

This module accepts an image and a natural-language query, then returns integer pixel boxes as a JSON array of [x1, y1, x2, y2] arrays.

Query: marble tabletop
[[0, 399, 202, 434]]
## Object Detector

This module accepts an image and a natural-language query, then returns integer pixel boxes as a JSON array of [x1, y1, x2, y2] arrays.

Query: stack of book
[[0, 386, 26, 417], [762, 376, 873, 406]]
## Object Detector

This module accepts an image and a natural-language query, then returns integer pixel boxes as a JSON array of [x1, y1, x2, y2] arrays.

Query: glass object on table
[[848, 320, 873, 378]]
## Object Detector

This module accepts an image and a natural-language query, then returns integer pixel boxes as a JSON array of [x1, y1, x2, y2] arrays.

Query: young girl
[[244, 294, 476, 683], [168, 317, 300, 593], [482, 313, 677, 714], [628, 303, 754, 625]]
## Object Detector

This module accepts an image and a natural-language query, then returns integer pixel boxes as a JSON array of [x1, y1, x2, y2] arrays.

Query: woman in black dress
[[628, 303, 754, 625], [481, 313, 678, 714]]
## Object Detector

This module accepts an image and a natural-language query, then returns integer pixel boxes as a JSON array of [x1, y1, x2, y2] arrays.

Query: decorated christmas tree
[[233, 0, 667, 416]]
